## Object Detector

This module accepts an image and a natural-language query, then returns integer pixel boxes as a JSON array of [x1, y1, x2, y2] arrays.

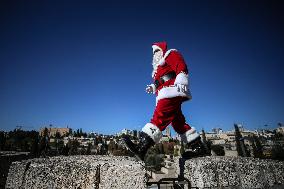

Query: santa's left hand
[[146, 84, 156, 94], [146, 85, 153, 94]]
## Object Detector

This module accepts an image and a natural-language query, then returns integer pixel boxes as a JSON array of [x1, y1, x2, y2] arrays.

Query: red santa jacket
[[151, 42, 192, 102]]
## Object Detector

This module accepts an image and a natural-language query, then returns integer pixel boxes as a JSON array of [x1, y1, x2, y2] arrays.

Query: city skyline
[[1, 1, 284, 134]]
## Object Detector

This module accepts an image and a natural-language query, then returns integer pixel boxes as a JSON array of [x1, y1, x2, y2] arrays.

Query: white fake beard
[[152, 52, 163, 78], [152, 59, 159, 78]]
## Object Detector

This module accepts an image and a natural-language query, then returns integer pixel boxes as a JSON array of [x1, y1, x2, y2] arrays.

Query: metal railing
[[147, 177, 194, 189]]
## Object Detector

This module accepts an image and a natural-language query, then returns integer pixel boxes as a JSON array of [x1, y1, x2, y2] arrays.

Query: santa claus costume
[[123, 42, 208, 160]]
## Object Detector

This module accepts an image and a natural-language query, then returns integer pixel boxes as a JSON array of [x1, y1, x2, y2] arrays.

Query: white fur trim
[[156, 84, 192, 103], [152, 49, 177, 78], [180, 127, 200, 143], [158, 49, 177, 66], [174, 72, 188, 86], [142, 123, 162, 143]]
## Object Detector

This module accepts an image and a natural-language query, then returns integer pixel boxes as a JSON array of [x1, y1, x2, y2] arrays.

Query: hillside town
[[1, 123, 284, 159], [1, 123, 284, 187]]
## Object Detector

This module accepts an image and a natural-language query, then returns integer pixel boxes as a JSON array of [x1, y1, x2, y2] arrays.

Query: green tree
[[79, 128, 83, 136], [145, 154, 164, 171], [271, 144, 284, 161], [211, 145, 225, 156], [30, 136, 39, 157], [82, 132, 87, 138], [86, 143, 92, 155], [159, 143, 165, 154], [201, 129, 211, 153], [251, 135, 264, 158], [167, 142, 174, 155], [180, 141, 185, 155], [80, 146, 86, 155], [0, 131, 6, 150], [22, 138, 30, 151], [77, 129, 80, 137], [55, 132, 61, 154], [234, 124, 248, 157], [39, 127, 50, 157], [108, 140, 116, 154], [201, 129, 207, 142], [61, 143, 70, 156], [68, 139, 80, 155], [174, 148, 179, 157]]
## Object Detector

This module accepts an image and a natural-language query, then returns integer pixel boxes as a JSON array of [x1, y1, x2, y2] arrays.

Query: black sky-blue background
[[1, 0, 284, 134]]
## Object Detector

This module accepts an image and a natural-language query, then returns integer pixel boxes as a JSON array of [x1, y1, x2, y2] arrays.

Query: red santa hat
[[152, 41, 167, 55]]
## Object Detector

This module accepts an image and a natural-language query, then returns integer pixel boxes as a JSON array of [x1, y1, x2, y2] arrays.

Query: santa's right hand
[[146, 85, 154, 94]]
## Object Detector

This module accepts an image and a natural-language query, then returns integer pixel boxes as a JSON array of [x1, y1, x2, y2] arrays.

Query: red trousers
[[150, 97, 191, 134]]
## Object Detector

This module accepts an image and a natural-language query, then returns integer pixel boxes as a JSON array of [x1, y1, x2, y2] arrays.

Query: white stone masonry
[[6, 155, 146, 189]]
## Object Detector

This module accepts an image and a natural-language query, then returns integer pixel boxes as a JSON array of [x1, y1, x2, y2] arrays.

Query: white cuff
[[174, 72, 188, 86], [180, 127, 200, 143], [142, 123, 162, 143]]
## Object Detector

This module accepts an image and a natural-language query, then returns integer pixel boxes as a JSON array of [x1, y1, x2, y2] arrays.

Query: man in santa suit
[[123, 41, 208, 160]]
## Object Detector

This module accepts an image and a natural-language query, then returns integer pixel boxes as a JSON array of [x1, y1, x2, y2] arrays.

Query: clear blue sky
[[0, 0, 283, 134]]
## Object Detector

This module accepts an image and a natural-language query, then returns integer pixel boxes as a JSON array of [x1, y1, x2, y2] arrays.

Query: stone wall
[[6, 155, 146, 189], [0, 151, 30, 188], [6, 155, 284, 189], [175, 156, 284, 189]]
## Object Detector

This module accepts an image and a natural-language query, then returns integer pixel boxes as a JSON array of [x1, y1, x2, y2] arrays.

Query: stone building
[[40, 127, 71, 137], [276, 126, 284, 135], [63, 136, 95, 147]]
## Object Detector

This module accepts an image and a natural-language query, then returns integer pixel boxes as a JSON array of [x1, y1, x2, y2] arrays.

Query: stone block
[[6, 155, 146, 189], [175, 156, 284, 189]]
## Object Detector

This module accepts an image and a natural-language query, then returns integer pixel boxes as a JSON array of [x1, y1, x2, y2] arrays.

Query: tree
[[180, 141, 185, 155], [80, 146, 86, 155], [168, 142, 174, 155], [251, 135, 264, 158], [22, 138, 30, 152], [201, 129, 211, 153], [271, 145, 284, 161], [234, 124, 248, 157], [108, 140, 116, 154], [133, 130, 138, 139], [274, 132, 284, 141], [174, 148, 179, 157], [79, 128, 83, 136], [82, 132, 87, 138], [159, 143, 165, 154], [0, 131, 6, 150], [30, 136, 39, 157], [77, 129, 80, 137], [55, 132, 61, 154], [61, 144, 70, 156], [201, 129, 207, 142], [145, 154, 164, 171], [86, 143, 92, 155], [211, 145, 225, 156], [68, 139, 80, 155], [39, 127, 50, 157]]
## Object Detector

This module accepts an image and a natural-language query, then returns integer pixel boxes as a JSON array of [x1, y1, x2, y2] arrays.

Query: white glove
[[146, 84, 156, 94]]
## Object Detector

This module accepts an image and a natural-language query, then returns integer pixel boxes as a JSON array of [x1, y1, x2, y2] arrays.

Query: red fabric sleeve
[[166, 51, 188, 74]]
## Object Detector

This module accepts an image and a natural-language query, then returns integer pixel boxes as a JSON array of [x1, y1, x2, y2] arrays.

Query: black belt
[[154, 72, 176, 88]]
